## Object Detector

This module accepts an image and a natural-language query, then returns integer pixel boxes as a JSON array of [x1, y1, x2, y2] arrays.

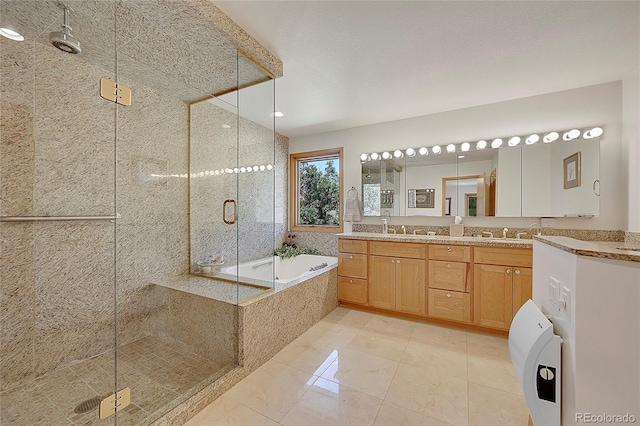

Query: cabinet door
[[512, 267, 532, 318], [368, 255, 396, 310], [396, 258, 425, 315], [474, 264, 513, 330]]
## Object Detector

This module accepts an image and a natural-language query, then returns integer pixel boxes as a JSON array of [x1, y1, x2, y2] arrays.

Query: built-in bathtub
[[215, 254, 338, 290]]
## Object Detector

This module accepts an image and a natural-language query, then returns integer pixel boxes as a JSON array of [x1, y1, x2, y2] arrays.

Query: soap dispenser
[[381, 218, 388, 234]]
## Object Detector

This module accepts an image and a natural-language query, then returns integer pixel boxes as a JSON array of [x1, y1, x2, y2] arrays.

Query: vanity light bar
[[188, 164, 275, 178], [359, 126, 603, 161]]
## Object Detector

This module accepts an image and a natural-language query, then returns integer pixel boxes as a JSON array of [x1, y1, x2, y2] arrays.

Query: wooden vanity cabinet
[[473, 247, 533, 330], [337, 239, 368, 305], [368, 241, 426, 315], [427, 245, 472, 323]]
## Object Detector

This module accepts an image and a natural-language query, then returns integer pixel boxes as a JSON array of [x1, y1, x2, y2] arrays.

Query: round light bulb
[[432, 145, 442, 154], [525, 134, 539, 145], [266, 164, 273, 170], [259, 165, 266, 171], [543, 132, 559, 143], [371, 152, 380, 160], [253, 166, 259, 172], [405, 148, 416, 157], [393, 150, 403, 158], [584, 127, 603, 139], [461, 142, 470, 152], [360, 153, 368, 161], [563, 129, 580, 141], [508, 136, 521, 147], [214, 170, 220, 175], [476, 140, 487, 150], [233, 168, 239, 173], [418, 147, 428, 156], [491, 138, 503, 149], [382, 151, 391, 160], [446, 144, 456, 153]]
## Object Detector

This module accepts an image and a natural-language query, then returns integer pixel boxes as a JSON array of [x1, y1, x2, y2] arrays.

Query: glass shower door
[[0, 0, 119, 424]]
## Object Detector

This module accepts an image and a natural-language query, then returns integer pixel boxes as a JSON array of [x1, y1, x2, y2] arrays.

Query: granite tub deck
[[150, 265, 338, 425], [534, 235, 640, 263]]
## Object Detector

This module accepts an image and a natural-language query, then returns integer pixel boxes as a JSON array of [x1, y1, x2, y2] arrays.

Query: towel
[[344, 190, 362, 222]]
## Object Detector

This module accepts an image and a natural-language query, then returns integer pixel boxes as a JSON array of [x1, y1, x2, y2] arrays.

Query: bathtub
[[215, 254, 338, 289]]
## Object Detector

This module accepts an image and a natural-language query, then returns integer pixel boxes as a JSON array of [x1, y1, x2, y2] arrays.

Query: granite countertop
[[337, 232, 533, 248], [534, 235, 640, 263]]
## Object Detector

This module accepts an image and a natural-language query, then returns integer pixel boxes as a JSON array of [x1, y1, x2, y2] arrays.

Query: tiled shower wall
[[0, 35, 189, 391], [189, 100, 288, 270]]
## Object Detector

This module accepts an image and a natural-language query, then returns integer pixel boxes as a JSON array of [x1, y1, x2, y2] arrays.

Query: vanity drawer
[[338, 253, 367, 278], [474, 247, 532, 268], [338, 277, 367, 305], [338, 238, 368, 254], [428, 289, 471, 323], [369, 241, 426, 259], [428, 260, 468, 292], [429, 244, 471, 262]]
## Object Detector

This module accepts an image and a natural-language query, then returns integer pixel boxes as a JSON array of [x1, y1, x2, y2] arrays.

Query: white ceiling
[[213, 1, 639, 139]]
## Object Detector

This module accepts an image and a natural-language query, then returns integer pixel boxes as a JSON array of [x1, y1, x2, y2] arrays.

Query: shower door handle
[[223, 199, 238, 225]]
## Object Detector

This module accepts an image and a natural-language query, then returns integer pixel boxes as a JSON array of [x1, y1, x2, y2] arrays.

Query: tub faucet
[[502, 227, 508, 239], [401, 225, 406, 234]]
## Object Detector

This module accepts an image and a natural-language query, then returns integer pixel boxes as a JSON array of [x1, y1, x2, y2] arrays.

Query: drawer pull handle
[[515, 269, 521, 275], [446, 293, 451, 298], [350, 255, 353, 259], [349, 279, 353, 283], [446, 247, 451, 251], [446, 263, 451, 269]]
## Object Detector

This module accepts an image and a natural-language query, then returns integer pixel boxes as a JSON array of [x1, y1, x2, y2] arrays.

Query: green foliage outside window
[[298, 158, 340, 226]]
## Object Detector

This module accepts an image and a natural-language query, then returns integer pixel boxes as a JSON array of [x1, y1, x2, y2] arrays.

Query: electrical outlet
[[541, 218, 556, 228]]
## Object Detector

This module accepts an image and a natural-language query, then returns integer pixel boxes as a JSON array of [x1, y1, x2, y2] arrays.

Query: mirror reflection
[[360, 130, 600, 218]]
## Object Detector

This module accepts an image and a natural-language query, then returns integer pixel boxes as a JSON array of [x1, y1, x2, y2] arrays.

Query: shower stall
[[0, 1, 282, 424]]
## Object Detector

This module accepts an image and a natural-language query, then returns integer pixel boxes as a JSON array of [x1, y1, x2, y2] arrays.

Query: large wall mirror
[[361, 129, 601, 218]]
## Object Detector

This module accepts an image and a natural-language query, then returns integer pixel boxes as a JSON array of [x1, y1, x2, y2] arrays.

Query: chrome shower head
[[50, 5, 81, 54]]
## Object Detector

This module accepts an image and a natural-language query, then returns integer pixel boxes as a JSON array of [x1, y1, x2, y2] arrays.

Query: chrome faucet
[[481, 231, 493, 238], [516, 232, 527, 240], [529, 222, 541, 236], [502, 227, 508, 239], [401, 225, 406, 234]]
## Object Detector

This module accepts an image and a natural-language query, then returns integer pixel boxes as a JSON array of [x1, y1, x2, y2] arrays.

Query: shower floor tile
[[0, 336, 229, 425]]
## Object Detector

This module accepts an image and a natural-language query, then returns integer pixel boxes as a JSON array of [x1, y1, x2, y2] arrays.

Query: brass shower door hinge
[[99, 387, 131, 419], [100, 78, 132, 106]]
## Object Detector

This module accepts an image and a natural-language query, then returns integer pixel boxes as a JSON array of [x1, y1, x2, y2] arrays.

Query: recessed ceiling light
[[0, 27, 24, 41]]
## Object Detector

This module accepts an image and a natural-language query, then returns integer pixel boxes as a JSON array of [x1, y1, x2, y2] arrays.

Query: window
[[289, 148, 343, 233]]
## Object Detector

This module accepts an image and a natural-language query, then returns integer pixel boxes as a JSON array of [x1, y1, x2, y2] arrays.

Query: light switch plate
[[548, 276, 560, 307]]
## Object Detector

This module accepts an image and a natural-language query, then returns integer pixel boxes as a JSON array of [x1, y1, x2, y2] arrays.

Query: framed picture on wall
[[563, 151, 581, 189]]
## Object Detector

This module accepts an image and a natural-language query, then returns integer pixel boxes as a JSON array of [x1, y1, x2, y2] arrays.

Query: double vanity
[[337, 232, 533, 333]]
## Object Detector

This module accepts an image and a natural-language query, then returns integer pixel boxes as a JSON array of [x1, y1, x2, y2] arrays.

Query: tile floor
[[1, 336, 228, 425], [186, 307, 529, 426]]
